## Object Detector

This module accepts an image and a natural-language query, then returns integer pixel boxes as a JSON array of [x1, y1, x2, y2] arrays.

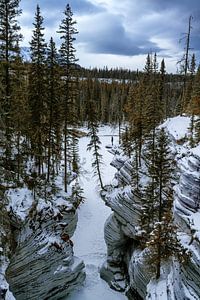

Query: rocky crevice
[[1, 190, 86, 300], [101, 144, 200, 299]]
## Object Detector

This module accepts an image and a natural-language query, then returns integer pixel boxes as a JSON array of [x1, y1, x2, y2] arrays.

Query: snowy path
[[66, 127, 127, 300]]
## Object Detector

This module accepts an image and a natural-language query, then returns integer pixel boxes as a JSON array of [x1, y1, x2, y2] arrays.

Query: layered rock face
[[5, 196, 85, 300], [0, 197, 15, 300], [101, 145, 200, 299], [100, 156, 150, 298], [173, 149, 200, 300]]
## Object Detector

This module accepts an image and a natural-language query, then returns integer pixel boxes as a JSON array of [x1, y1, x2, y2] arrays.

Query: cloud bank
[[19, 0, 200, 72]]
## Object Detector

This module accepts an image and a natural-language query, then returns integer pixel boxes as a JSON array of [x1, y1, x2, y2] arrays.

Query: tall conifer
[[0, 0, 22, 169], [11, 49, 29, 181], [29, 5, 47, 176], [142, 129, 184, 278], [46, 37, 61, 181], [87, 100, 104, 190], [57, 4, 78, 192]]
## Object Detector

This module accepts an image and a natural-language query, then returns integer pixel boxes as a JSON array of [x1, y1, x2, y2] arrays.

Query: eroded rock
[[5, 197, 85, 300], [101, 143, 200, 299]]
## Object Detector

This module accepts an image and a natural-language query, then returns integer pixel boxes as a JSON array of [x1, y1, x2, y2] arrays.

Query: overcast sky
[[19, 0, 200, 73]]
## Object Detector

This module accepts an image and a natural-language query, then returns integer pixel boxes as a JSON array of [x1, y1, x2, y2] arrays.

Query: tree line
[[121, 52, 200, 280], [0, 1, 81, 197], [0, 0, 199, 198]]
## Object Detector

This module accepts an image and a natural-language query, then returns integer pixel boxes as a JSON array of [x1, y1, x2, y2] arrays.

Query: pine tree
[[143, 55, 164, 169], [11, 48, 29, 182], [57, 4, 79, 192], [71, 179, 84, 208], [46, 37, 61, 181], [0, 0, 22, 169], [28, 5, 47, 176], [145, 53, 163, 128], [125, 81, 144, 166], [183, 53, 196, 113], [71, 133, 80, 174], [87, 100, 104, 190], [122, 126, 132, 158], [142, 128, 184, 279], [159, 59, 167, 119], [153, 53, 158, 74], [130, 149, 141, 192], [195, 117, 200, 143], [144, 53, 153, 75], [0, 0, 22, 98]]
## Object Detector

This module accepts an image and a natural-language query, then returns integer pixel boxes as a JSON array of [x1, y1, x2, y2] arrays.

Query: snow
[[0, 260, 15, 300], [193, 212, 200, 230], [191, 144, 200, 158], [6, 187, 33, 222], [147, 279, 168, 299], [66, 126, 126, 300], [3, 118, 199, 299], [5, 291, 16, 300], [161, 115, 190, 141], [188, 212, 200, 241]]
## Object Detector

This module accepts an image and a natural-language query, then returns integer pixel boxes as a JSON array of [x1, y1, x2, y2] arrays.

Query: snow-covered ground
[[66, 126, 127, 300], [161, 115, 190, 140]]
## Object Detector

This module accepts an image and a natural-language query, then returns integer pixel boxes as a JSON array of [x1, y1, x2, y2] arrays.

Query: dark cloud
[[20, 0, 103, 15], [150, 0, 200, 14], [20, 0, 105, 30], [125, 0, 200, 17], [19, 0, 200, 66], [122, 0, 200, 58], [77, 13, 162, 56], [90, 39, 161, 56]]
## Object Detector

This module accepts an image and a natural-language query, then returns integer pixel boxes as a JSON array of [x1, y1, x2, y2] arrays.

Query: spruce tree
[[183, 53, 196, 113], [0, 0, 22, 170], [144, 53, 153, 75], [125, 81, 144, 166], [28, 5, 47, 176], [122, 126, 132, 158], [143, 54, 163, 168], [195, 117, 200, 143], [46, 37, 61, 181], [71, 179, 84, 208], [0, 0, 22, 99], [87, 100, 104, 190], [142, 128, 184, 279], [57, 4, 78, 192], [11, 48, 29, 182], [145, 53, 162, 125], [159, 59, 166, 119], [71, 133, 80, 174]]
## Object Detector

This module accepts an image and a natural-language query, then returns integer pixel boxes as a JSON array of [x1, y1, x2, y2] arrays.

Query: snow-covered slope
[[100, 116, 200, 299], [1, 182, 85, 299]]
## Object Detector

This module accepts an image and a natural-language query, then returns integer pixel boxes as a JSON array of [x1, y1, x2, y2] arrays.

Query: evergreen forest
[[0, 1, 200, 300]]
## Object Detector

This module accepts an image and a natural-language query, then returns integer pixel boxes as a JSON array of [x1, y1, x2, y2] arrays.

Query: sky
[[19, 0, 200, 73]]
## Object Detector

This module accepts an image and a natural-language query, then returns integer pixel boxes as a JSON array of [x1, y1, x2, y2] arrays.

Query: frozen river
[[66, 126, 126, 300]]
